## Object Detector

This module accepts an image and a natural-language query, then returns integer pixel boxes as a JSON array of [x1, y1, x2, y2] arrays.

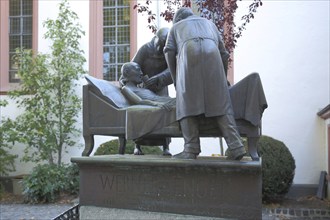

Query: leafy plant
[[22, 163, 79, 203], [134, 0, 263, 54], [8, 0, 86, 166], [94, 139, 163, 155], [0, 100, 18, 176]]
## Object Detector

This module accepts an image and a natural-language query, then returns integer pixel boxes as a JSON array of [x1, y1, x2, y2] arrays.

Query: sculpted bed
[[82, 73, 267, 160]]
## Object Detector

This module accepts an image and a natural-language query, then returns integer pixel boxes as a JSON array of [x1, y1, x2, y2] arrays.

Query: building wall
[[233, 1, 330, 184]]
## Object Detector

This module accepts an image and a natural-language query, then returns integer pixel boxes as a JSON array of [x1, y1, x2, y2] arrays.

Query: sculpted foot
[[172, 151, 197, 159], [134, 145, 144, 155], [227, 146, 246, 161], [163, 149, 172, 156]]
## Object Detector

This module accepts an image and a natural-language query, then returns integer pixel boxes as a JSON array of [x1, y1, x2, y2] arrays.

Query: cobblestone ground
[[1, 205, 330, 220], [0, 204, 73, 220], [264, 208, 330, 220], [1, 193, 329, 220]]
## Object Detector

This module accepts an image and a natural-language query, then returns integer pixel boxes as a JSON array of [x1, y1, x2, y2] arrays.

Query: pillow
[[85, 75, 130, 108]]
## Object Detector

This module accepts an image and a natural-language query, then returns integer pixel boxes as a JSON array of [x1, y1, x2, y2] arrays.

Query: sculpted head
[[120, 62, 143, 85], [173, 7, 194, 24], [154, 27, 169, 54]]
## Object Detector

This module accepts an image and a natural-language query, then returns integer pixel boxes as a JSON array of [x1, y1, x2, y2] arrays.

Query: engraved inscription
[[98, 171, 224, 206]]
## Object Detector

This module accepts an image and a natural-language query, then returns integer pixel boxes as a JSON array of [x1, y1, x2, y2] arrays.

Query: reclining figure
[[119, 62, 175, 155]]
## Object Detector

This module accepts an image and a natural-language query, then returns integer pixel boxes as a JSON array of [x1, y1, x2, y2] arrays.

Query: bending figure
[[132, 27, 173, 96]]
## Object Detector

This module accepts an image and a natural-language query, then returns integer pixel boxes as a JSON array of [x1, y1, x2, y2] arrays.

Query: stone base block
[[71, 155, 262, 220]]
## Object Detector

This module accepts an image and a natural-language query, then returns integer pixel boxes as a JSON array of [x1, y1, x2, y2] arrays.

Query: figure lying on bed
[[119, 62, 176, 155]]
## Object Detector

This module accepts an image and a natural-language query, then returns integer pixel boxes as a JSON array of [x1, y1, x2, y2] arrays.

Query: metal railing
[[53, 204, 79, 220]]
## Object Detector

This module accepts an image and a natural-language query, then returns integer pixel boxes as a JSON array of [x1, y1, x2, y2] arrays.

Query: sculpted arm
[[121, 86, 142, 104], [164, 29, 177, 87], [164, 51, 177, 87], [217, 32, 230, 77], [121, 86, 170, 110]]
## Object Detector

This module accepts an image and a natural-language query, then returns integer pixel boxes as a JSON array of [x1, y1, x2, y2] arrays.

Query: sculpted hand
[[159, 98, 176, 111], [152, 102, 170, 111], [162, 103, 174, 111], [144, 76, 159, 90], [151, 101, 172, 111]]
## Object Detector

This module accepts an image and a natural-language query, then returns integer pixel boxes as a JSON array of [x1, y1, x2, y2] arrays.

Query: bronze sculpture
[[119, 62, 175, 155], [164, 7, 246, 160], [132, 27, 173, 96], [119, 62, 175, 111]]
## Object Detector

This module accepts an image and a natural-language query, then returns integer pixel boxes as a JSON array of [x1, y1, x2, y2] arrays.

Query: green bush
[[226, 135, 295, 201], [94, 139, 163, 155], [258, 135, 296, 202], [22, 164, 79, 203]]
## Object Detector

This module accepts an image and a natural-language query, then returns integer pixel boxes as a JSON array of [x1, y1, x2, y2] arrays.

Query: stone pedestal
[[71, 155, 262, 220]]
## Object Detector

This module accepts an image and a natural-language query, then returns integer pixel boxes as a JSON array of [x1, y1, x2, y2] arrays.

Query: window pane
[[9, 0, 20, 16], [117, 7, 129, 26], [23, 17, 32, 34], [22, 35, 32, 48], [117, 46, 130, 63], [9, 18, 21, 34], [104, 0, 116, 7], [9, 70, 20, 83], [117, 26, 129, 44], [9, 54, 18, 70], [9, 36, 21, 52], [103, 46, 116, 64], [116, 64, 123, 80], [103, 47, 110, 64], [22, 0, 33, 15], [118, 0, 129, 6], [103, 65, 118, 81], [104, 27, 116, 45], [108, 46, 116, 63], [103, 8, 116, 26], [103, 65, 111, 81]]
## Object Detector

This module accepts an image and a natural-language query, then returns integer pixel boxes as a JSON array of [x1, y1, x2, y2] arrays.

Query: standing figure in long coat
[[164, 7, 246, 160]]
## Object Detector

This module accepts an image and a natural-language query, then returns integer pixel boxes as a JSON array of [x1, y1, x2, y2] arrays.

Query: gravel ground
[[0, 204, 74, 220], [1, 204, 330, 220], [1, 193, 329, 220], [0, 204, 275, 220]]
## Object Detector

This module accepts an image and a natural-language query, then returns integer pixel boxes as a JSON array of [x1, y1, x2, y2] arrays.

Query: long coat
[[164, 16, 233, 120]]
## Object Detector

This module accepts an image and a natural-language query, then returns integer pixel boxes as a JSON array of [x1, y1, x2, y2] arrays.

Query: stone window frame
[[0, 0, 38, 94]]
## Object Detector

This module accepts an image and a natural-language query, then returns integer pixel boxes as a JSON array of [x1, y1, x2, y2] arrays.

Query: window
[[0, 0, 37, 93], [89, 0, 137, 81], [103, 0, 130, 81], [9, 0, 33, 82]]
